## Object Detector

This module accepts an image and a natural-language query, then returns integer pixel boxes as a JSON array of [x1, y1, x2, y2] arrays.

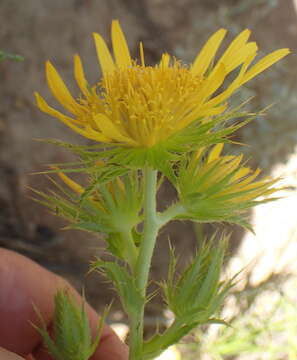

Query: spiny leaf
[[90, 260, 144, 317]]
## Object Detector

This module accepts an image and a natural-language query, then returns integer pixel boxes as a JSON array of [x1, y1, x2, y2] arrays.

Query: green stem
[[136, 166, 159, 294], [129, 165, 158, 360], [143, 319, 187, 358], [157, 202, 185, 227]]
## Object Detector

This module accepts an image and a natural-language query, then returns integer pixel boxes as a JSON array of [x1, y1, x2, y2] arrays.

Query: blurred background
[[1, 0, 297, 358]]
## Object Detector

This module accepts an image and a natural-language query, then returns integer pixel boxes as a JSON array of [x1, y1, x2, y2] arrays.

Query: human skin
[[0, 248, 129, 360]]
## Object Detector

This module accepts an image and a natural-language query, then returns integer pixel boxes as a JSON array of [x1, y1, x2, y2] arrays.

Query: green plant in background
[[0, 50, 24, 62], [33, 20, 289, 360]]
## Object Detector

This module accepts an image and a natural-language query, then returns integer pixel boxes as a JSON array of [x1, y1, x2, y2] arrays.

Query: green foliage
[[162, 235, 233, 320], [34, 290, 106, 360], [141, 235, 235, 359], [0, 50, 24, 62], [90, 260, 144, 318], [32, 171, 142, 267]]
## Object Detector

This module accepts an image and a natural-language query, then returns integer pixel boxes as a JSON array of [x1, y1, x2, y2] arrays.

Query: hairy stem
[[129, 165, 158, 360]]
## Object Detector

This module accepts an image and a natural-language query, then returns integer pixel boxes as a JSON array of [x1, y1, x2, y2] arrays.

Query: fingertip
[[0, 248, 129, 359], [90, 328, 129, 360], [0, 248, 66, 355], [0, 347, 25, 360]]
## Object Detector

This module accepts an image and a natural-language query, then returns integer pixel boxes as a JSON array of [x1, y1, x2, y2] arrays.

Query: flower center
[[79, 61, 204, 147]]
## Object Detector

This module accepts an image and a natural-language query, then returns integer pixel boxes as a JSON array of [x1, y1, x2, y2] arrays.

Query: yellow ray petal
[[93, 114, 138, 146], [242, 48, 290, 84], [195, 63, 227, 103], [54, 168, 84, 194], [191, 28, 227, 76], [217, 29, 251, 67], [223, 41, 258, 73], [228, 179, 277, 201], [208, 144, 224, 163], [232, 167, 251, 181], [240, 168, 261, 185], [197, 160, 230, 189], [35, 92, 80, 125], [192, 147, 205, 162], [196, 103, 227, 119], [176, 103, 226, 130], [198, 155, 244, 192], [206, 52, 256, 107], [74, 54, 90, 97], [179, 102, 227, 128], [219, 168, 262, 195], [46, 61, 80, 115], [93, 32, 115, 76], [232, 187, 277, 202], [239, 178, 272, 192], [35, 92, 108, 142], [111, 20, 132, 69], [83, 125, 111, 142], [211, 155, 243, 182], [54, 168, 107, 212]]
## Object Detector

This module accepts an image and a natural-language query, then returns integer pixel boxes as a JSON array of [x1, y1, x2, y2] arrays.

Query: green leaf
[[91, 260, 144, 317]]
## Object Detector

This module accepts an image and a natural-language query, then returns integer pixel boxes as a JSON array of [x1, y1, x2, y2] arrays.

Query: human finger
[[0, 248, 128, 360], [0, 346, 24, 360]]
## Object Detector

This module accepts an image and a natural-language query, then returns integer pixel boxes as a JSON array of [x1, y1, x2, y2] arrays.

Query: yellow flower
[[178, 144, 279, 225], [35, 21, 289, 148]]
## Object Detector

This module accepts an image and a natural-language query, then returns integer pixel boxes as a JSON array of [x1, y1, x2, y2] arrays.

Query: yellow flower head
[[178, 144, 279, 226], [35, 21, 289, 148]]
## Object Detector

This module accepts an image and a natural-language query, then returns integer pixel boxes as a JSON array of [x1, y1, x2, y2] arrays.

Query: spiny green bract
[[163, 235, 232, 319], [175, 143, 280, 230], [141, 235, 235, 359], [32, 170, 142, 267], [34, 290, 105, 360], [90, 260, 144, 318]]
